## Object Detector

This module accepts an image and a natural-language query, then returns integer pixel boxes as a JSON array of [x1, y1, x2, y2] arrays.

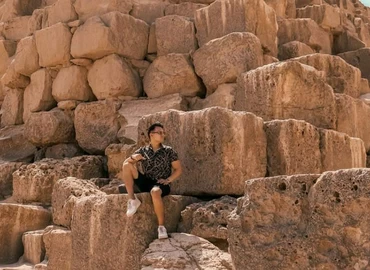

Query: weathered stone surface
[[264, 0, 296, 19], [339, 47, 370, 82], [74, 100, 124, 154], [156, 15, 197, 56], [13, 36, 40, 76], [52, 65, 93, 102], [129, 59, 150, 78], [130, 1, 166, 24], [45, 0, 78, 27], [278, 41, 314, 60], [71, 12, 149, 60], [141, 233, 233, 270], [35, 23, 72, 67], [105, 143, 136, 177], [12, 156, 104, 204], [0, 162, 23, 199], [320, 129, 366, 172], [52, 177, 104, 228], [0, 0, 42, 22], [87, 54, 141, 100], [278, 18, 331, 54], [193, 32, 263, 95], [355, 17, 370, 47], [24, 109, 74, 147], [22, 230, 45, 265], [57, 100, 82, 110], [165, 2, 207, 18], [23, 69, 56, 122], [235, 61, 337, 129], [1, 88, 23, 127], [0, 125, 36, 162], [296, 4, 342, 31], [2, 16, 32, 41], [71, 194, 198, 270], [0, 203, 50, 264], [147, 22, 157, 54], [360, 79, 370, 95], [43, 226, 72, 270], [45, 143, 84, 159], [333, 31, 366, 54], [138, 107, 267, 195], [194, 0, 278, 57], [143, 54, 204, 99], [265, 119, 322, 176], [295, 0, 323, 8], [1, 61, 30, 89], [0, 40, 16, 75], [118, 93, 188, 143], [292, 54, 362, 98]]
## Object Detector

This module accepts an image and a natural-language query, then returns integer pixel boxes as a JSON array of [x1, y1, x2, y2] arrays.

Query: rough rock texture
[[13, 36, 39, 76], [0, 203, 50, 264], [45, 143, 84, 159], [12, 156, 105, 204], [105, 143, 136, 177], [193, 32, 263, 95], [22, 230, 45, 265], [278, 41, 315, 60], [71, 194, 198, 270], [0, 40, 16, 75], [264, 0, 296, 19], [296, 4, 342, 31], [165, 2, 207, 18], [1, 61, 30, 90], [45, 0, 78, 27], [333, 31, 366, 54], [1, 87, 24, 127], [0, 162, 23, 199], [2, 16, 33, 41], [194, 0, 278, 57], [0, 0, 42, 22], [339, 47, 370, 82], [235, 61, 336, 129], [130, 1, 167, 24], [137, 107, 267, 196], [73, 0, 132, 21], [141, 233, 234, 270], [143, 54, 204, 99]]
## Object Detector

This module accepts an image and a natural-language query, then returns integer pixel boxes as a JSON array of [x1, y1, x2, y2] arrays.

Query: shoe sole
[[126, 200, 141, 217], [158, 235, 168, 239]]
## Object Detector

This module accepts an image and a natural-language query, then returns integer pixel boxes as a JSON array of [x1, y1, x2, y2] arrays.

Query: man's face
[[150, 127, 166, 143]]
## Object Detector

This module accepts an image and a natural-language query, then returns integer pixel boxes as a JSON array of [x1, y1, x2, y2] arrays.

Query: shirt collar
[[148, 143, 163, 151]]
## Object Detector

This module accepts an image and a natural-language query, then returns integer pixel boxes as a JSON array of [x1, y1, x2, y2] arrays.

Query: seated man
[[121, 122, 182, 239]]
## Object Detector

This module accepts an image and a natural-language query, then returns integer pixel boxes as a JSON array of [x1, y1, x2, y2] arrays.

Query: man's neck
[[150, 142, 162, 151]]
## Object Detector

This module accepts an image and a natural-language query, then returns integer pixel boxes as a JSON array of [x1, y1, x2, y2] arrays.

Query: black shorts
[[134, 172, 171, 197]]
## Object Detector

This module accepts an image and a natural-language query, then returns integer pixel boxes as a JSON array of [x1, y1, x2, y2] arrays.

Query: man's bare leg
[[150, 187, 164, 225], [122, 162, 138, 200]]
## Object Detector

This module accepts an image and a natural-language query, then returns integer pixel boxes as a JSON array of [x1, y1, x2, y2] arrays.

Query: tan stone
[[87, 54, 141, 100], [1, 87, 23, 127], [138, 107, 267, 195], [338, 48, 370, 83], [141, 233, 233, 270], [129, 59, 150, 78], [22, 230, 45, 265], [71, 194, 198, 270], [118, 93, 188, 143], [23, 69, 56, 123], [360, 79, 370, 95], [28, 8, 46, 34], [2, 16, 32, 41], [73, 0, 132, 22], [165, 2, 207, 18], [171, 0, 215, 3], [45, 0, 78, 27], [156, 15, 197, 56], [354, 18, 370, 47], [193, 32, 263, 95], [52, 65, 93, 102], [292, 54, 362, 98], [143, 54, 204, 99], [320, 129, 366, 172], [12, 156, 105, 204], [52, 177, 104, 228], [45, 143, 84, 159], [194, 0, 278, 57], [24, 109, 74, 147], [295, 0, 323, 8], [13, 36, 39, 76], [105, 143, 136, 177], [0, 203, 50, 264], [0, 125, 36, 162], [278, 18, 331, 54], [278, 41, 315, 60], [333, 31, 366, 54], [0, 0, 42, 22], [35, 22, 72, 67], [235, 61, 337, 129], [264, 0, 296, 18], [0, 40, 16, 74], [130, 1, 166, 24], [147, 22, 157, 54], [296, 4, 342, 31], [0, 162, 23, 199], [1, 61, 30, 89], [57, 100, 82, 110], [70, 58, 92, 66], [263, 54, 279, 65]]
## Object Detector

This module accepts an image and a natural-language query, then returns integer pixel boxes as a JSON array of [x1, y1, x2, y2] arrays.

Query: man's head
[[148, 122, 165, 143]]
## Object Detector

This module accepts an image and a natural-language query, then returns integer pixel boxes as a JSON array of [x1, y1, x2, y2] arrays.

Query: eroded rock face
[[105, 143, 136, 177], [13, 36, 39, 76], [165, 2, 207, 18], [1, 87, 24, 127], [296, 4, 342, 31], [0, 162, 23, 199], [22, 230, 45, 265], [339, 47, 370, 83], [278, 41, 314, 60], [73, 0, 133, 21], [141, 233, 234, 270]]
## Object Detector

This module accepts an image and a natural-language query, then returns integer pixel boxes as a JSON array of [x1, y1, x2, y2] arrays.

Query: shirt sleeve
[[168, 148, 179, 163]]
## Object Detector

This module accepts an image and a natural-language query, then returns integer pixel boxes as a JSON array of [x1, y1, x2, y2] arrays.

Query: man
[[121, 122, 182, 239]]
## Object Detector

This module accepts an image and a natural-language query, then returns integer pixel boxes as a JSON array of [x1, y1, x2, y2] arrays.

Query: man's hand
[[157, 178, 171, 185], [131, 154, 146, 161]]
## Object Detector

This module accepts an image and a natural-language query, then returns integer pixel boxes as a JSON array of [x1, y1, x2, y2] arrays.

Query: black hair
[[147, 122, 164, 138]]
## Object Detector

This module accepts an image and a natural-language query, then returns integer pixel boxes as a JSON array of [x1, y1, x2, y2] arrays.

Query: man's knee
[[150, 187, 162, 198]]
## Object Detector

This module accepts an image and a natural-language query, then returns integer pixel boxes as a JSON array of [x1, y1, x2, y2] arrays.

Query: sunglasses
[[151, 131, 166, 135]]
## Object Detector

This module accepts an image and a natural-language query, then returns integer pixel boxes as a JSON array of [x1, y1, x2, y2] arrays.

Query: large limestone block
[[71, 12, 149, 60], [0, 162, 23, 199], [52, 65, 93, 102], [320, 129, 366, 172], [35, 23, 72, 67], [0, 203, 50, 264], [339, 47, 370, 82], [235, 61, 337, 129], [165, 2, 207, 18], [1, 88, 24, 127], [295, 0, 323, 8], [24, 109, 74, 147], [73, 0, 132, 22], [354, 18, 370, 47], [118, 93, 188, 143], [141, 233, 234, 269], [22, 230, 45, 265], [1, 61, 30, 89], [333, 31, 366, 54], [193, 32, 263, 95], [87, 54, 141, 100], [143, 54, 204, 99], [12, 156, 105, 204], [137, 107, 267, 195], [71, 194, 198, 270], [105, 144, 136, 177], [278, 18, 331, 54], [45, 0, 78, 27], [0, 40, 16, 75], [130, 1, 167, 24], [156, 15, 197, 56], [2, 16, 32, 41], [45, 143, 84, 160], [23, 69, 56, 123], [292, 54, 362, 98], [296, 4, 342, 31], [0, 0, 42, 22], [194, 0, 278, 57], [13, 36, 40, 76], [264, 0, 296, 18], [278, 40, 314, 60], [0, 125, 36, 162], [264, 119, 322, 176], [74, 100, 123, 154]]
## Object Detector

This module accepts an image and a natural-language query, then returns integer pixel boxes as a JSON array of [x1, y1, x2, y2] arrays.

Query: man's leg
[[150, 187, 164, 225], [121, 162, 139, 200]]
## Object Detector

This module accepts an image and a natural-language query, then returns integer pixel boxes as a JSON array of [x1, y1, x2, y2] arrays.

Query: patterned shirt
[[134, 144, 179, 181]]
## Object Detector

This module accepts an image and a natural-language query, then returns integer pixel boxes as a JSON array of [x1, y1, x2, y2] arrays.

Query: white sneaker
[[126, 196, 141, 217], [158, 226, 168, 239]]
